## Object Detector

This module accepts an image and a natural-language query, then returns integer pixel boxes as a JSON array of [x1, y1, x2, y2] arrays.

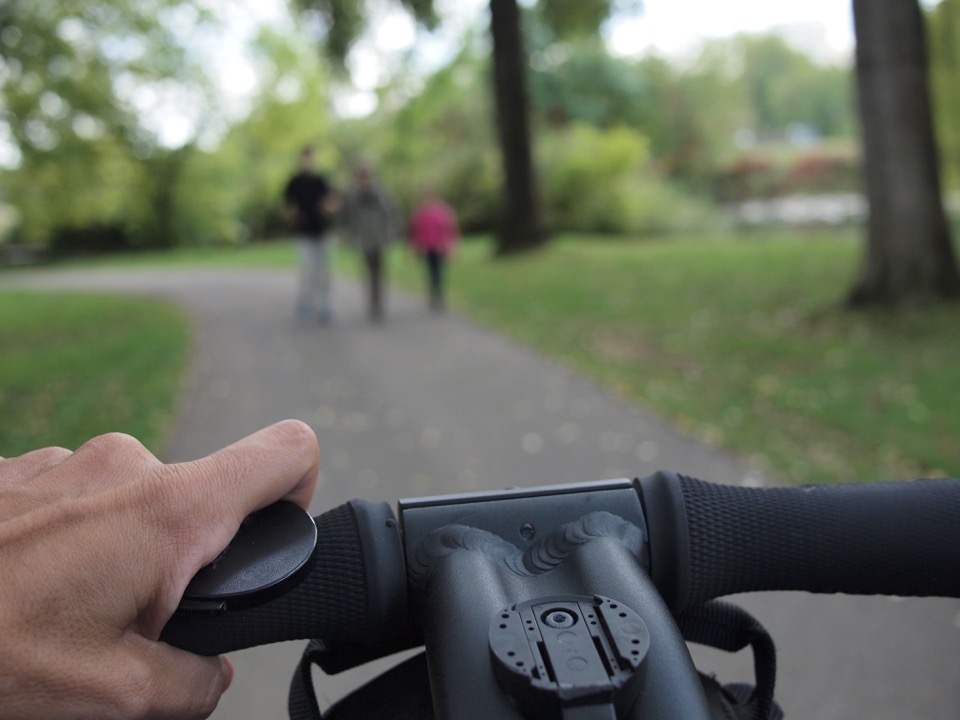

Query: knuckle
[[15, 445, 72, 468], [85, 431, 136, 451], [35, 445, 73, 464], [79, 432, 156, 464]]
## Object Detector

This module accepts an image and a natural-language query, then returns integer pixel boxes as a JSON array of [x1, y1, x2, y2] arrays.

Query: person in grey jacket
[[338, 163, 397, 321]]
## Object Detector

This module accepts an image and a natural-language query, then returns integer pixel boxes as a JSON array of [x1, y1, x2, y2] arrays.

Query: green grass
[[9, 231, 960, 484], [428, 233, 960, 484], [39, 241, 299, 269], [0, 292, 191, 456]]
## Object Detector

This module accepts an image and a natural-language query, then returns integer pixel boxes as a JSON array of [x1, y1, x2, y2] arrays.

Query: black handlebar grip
[[638, 471, 960, 613], [161, 499, 407, 656]]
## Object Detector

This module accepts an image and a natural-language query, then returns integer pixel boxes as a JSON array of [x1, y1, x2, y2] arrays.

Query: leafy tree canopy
[[0, 0, 228, 247], [292, 0, 439, 67], [0, 0, 213, 160], [535, 0, 642, 39], [928, 0, 960, 187]]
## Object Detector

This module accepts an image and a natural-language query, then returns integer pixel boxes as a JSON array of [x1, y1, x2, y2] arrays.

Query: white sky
[[0, 0, 860, 162], [328, 0, 857, 116], [606, 0, 854, 59]]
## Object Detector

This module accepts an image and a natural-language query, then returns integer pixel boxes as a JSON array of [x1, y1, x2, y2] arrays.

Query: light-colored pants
[[296, 236, 331, 319]]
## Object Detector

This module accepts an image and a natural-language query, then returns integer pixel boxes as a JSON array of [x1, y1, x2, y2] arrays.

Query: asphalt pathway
[[7, 266, 959, 719]]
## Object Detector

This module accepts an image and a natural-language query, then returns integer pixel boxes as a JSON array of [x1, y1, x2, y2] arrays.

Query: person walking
[[284, 146, 337, 323], [409, 189, 459, 312], [339, 163, 397, 321]]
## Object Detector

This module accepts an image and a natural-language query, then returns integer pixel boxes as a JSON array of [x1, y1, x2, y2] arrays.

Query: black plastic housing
[[399, 478, 712, 720]]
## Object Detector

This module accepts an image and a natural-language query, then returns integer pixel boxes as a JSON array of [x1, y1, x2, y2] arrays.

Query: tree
[[218, 28, 337, 241], [529, 40, 649, 129], [347, 43, 502, 233], [489, 0, 546, 253], [849, 0, 960, 305], [734, 34, 854, 141], [491, 0, 639, 252], [293, 0, 629, 255], [0, 0, 223, 250]]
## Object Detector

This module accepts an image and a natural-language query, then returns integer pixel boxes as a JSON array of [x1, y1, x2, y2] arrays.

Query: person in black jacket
[[284, 146, 338, 323]]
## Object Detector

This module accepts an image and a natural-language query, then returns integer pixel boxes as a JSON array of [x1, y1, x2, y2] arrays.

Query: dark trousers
[[364, 249, 383, 319], [425, 250, 445, 310]]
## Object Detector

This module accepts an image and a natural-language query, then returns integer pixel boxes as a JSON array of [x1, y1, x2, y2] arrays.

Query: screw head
[[543, 609, 576, 629]]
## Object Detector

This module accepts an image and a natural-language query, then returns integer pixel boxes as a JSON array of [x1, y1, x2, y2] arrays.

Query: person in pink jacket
[[408, 190, 459, 312]]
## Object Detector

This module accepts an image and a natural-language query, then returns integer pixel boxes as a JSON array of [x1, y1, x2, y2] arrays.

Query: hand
[[284, 206, 301, 230], [0, 420, 319, 720], [321, 193, 342, 216]]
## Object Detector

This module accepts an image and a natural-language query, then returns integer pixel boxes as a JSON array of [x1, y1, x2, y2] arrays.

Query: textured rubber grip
[[639, 472, 960, 612], [162, 500, 403, 656]]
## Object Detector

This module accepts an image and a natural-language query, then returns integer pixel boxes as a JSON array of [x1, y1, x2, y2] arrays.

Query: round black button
[[182, 501, 317, 610]]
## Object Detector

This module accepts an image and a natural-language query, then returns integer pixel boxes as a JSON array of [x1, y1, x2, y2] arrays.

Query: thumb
[[123, 641, 232, 720]]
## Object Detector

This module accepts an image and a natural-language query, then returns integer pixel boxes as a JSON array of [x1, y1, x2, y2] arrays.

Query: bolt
[[543, 609, 576, 629]]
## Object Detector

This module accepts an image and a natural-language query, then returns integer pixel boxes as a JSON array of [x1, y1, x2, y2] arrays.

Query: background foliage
[[929, 0, 960, 189], [2, 1, 959, 252]]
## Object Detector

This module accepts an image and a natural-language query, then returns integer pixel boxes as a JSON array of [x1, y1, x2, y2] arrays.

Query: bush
[[782, 151, 860, 195], [713, 156, 782, 202], [381, 139, 501, 236], [537, 123, 724, 236], [714, 146, 861, 202]]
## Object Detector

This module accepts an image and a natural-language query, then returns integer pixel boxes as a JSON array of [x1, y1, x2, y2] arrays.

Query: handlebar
[[160, 499, 407, 656], [640, 473, 960, 612], [160, 472, 960, 719]]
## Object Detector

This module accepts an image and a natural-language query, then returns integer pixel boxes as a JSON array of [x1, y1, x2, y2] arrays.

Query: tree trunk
[[849, 0, 960, 305], [489, 0, 548, 255], [144, 147, 190, 248]]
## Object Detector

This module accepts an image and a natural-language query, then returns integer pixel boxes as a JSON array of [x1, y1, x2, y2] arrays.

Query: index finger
[[171, 419, 320, 529], [131, 421, 319, 638]]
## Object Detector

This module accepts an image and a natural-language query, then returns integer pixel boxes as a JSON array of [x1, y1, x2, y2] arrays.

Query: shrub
[[714, 146, 861, 202], [537, 123, 724, 236]]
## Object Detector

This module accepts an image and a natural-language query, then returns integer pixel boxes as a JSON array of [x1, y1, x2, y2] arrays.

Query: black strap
[[289, 639, 327, 720], [677, 600, 781, 720], [289, 646, 433, 720]]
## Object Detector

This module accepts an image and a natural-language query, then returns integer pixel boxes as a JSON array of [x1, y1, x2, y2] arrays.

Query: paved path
[[7, 266, 959, 719]]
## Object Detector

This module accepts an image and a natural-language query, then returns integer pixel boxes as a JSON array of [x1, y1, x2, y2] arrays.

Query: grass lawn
[[7, 230, 959, 484], [0, 292, 191, 456], [427, 233, 960, 484]]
